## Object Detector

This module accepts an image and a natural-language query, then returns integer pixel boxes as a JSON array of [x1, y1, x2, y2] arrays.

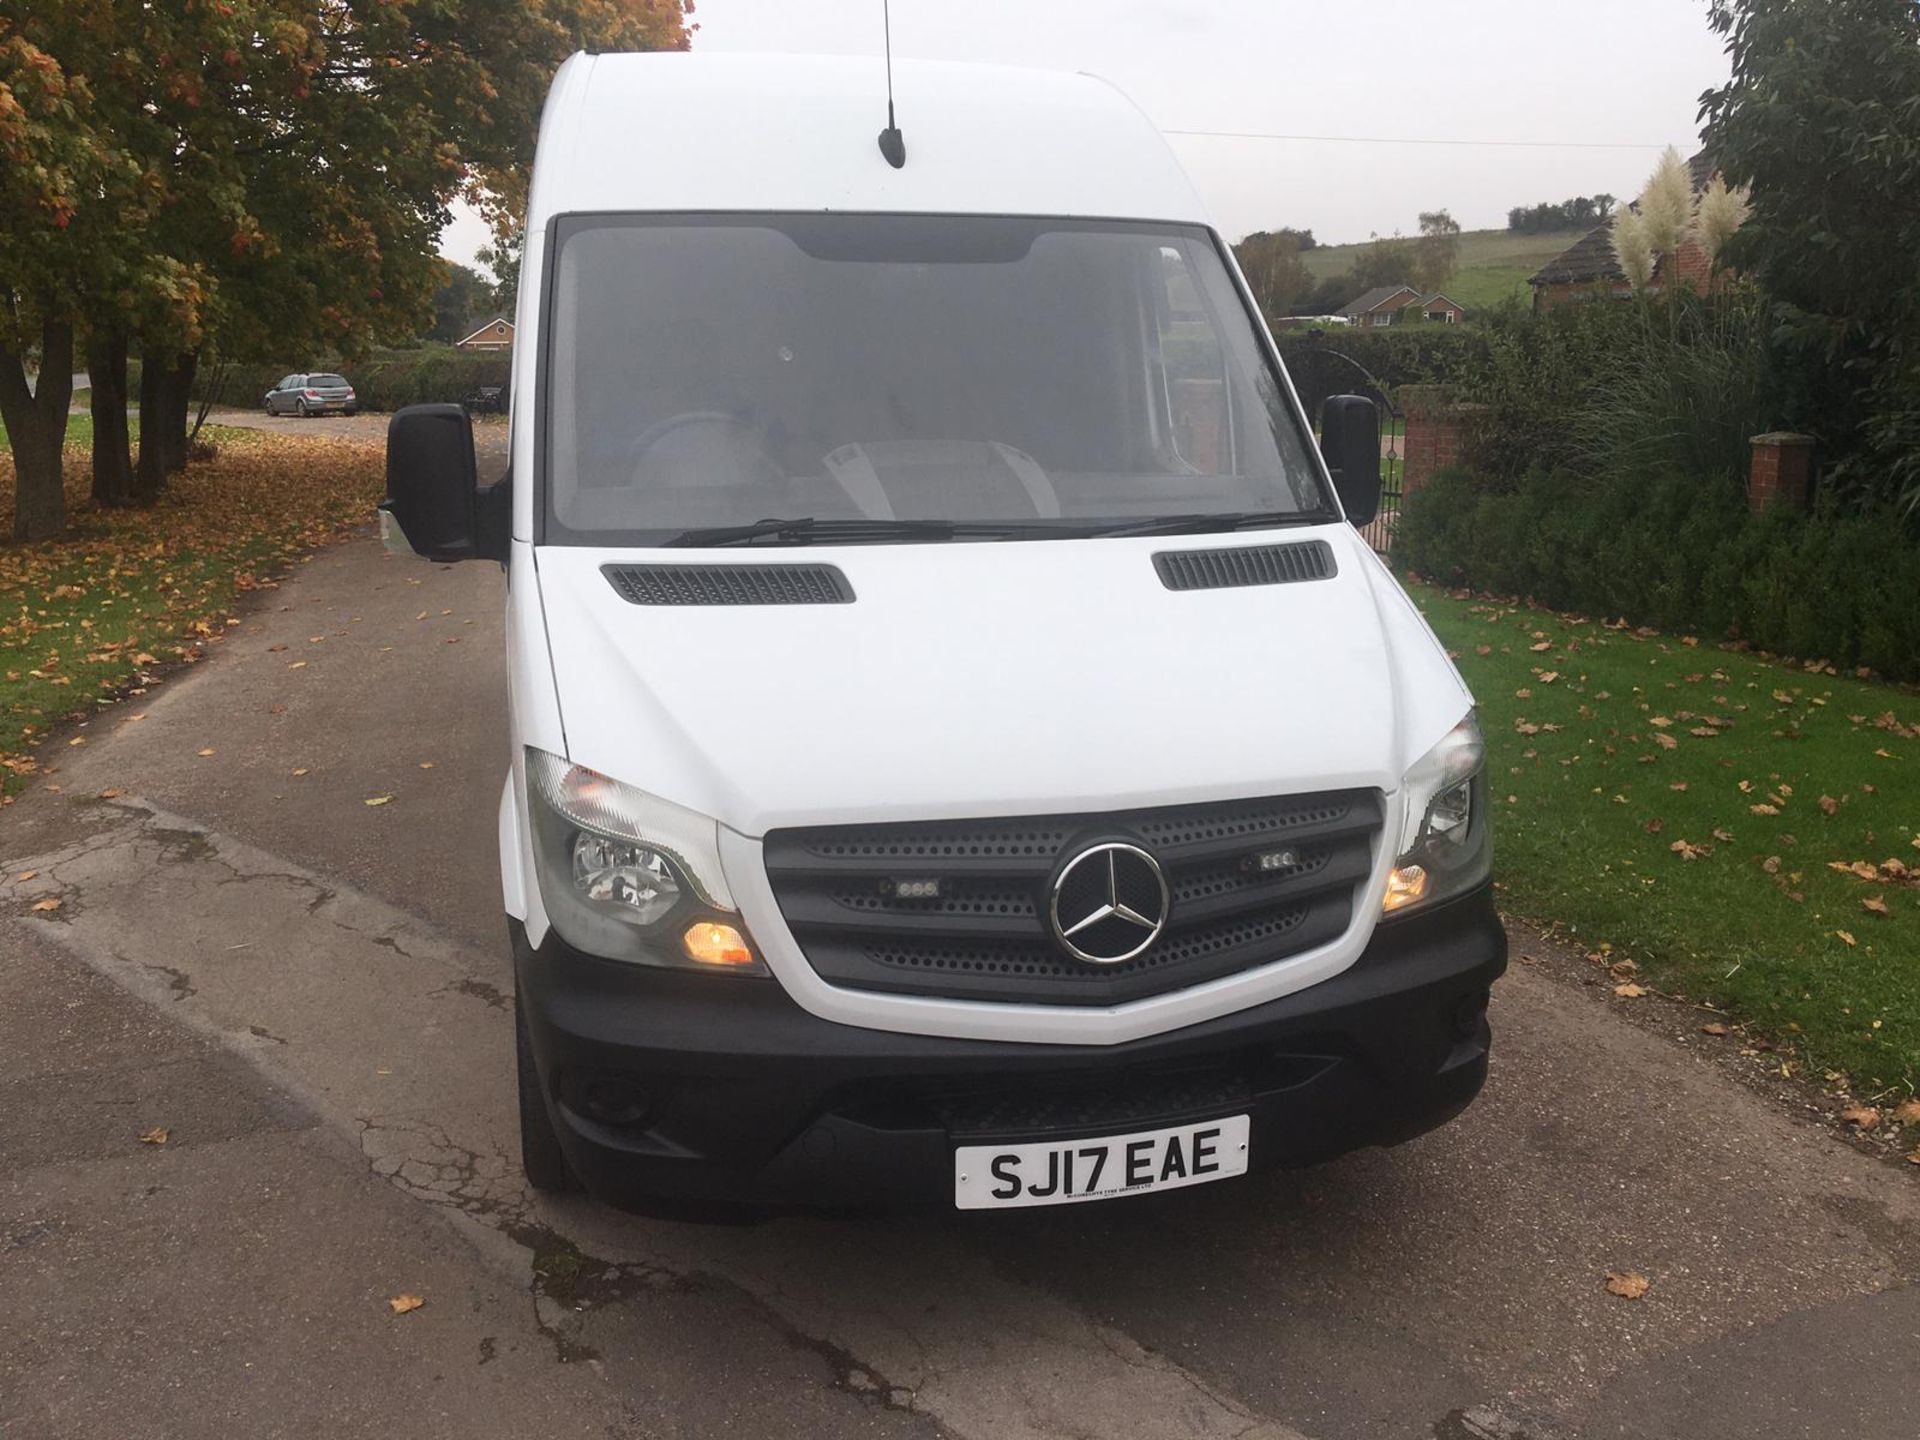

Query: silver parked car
[[264, 372, 357, 417]]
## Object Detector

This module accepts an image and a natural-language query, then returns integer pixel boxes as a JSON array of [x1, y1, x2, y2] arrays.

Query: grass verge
[[2, 425, 382, 800], [1410, 582, 1920, 1094]]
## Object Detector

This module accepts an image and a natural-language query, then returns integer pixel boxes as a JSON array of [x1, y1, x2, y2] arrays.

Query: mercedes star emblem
[[1048, 841, 1171, 965]]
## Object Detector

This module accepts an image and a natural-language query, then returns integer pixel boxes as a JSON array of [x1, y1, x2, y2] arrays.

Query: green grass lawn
[[1303, 227, 1591, 312], [0, 412, 129, 454], [1410, 582, 1920, 1093], [2, 425, 381, 800]]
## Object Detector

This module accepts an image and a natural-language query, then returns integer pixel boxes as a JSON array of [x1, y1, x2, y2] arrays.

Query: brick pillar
[[1748, 432, 1815, 513], [1399, 385, 1483, 494]]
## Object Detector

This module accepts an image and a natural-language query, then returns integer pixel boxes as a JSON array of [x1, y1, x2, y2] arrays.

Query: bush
[[1277, 325, 1483, 416], [1396, 467, 1920, 680]]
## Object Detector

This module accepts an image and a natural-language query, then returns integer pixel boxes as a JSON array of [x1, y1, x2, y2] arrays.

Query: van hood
[[531, 528, 1471, 837]]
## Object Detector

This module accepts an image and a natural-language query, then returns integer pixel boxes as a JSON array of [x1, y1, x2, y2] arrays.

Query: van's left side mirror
[[381, 403, 506, 563], [1318, 394, 1381, 527]]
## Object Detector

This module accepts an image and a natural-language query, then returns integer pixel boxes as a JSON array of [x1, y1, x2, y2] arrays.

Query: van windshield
[[542, 214, 1333, 545]]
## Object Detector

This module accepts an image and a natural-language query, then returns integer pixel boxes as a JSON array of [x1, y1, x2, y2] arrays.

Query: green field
[[1411, 582, 1920, 1094], [1304, 227, 1592, 312]]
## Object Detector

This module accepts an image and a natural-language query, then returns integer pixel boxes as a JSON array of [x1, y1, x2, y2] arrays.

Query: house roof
[[1417, 293, 1463, 310], [454, 317, 515, 345], [1337, 284, 1417, 317], [1528, 221, 1625, 287]]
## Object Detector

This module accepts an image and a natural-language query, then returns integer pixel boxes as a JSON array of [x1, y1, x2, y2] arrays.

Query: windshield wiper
[[662, 517, 1064, 547], [1087, 510, 1336, 539]]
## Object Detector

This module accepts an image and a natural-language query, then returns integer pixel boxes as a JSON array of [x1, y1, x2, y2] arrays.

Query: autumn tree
[[1232, 230, 1313, 318], [1, 0, 690, 535], [1350, 236, 1416, 292], [1412, 209, 1461, 295], [0, 16, 114, 539]]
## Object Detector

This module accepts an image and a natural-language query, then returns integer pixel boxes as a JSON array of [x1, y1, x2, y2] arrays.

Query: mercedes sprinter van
[[382, 53, 1506, 1210]]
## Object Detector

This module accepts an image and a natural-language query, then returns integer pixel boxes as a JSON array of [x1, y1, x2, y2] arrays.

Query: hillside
[[1302, 227, 1593, 312]]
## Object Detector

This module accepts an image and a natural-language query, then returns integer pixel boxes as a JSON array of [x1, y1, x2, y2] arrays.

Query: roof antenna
[[877, 0, 906, 168]]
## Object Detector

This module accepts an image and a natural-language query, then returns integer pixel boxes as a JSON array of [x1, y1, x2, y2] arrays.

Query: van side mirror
[[382, 403, 506, 563], [1318, 395, 1381, 527]]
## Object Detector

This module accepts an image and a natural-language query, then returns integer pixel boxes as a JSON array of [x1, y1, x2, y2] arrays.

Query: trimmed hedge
[[194, 346, 510, 413], [1395, 467, 1920, 681]]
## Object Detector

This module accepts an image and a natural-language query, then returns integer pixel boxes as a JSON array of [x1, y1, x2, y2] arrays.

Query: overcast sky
[[437, 0, 1731, 274]]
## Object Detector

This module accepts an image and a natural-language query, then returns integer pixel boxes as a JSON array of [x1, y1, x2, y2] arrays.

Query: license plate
[[953, 1115, 1250, 1210]]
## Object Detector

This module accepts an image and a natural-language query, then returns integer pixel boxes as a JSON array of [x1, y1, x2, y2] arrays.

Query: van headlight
[[525, 748, 763, 972], [1382, 714, 1491, 917]]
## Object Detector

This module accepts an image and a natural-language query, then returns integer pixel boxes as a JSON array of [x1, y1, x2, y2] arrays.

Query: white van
[[383, 53, 1505, 1211]]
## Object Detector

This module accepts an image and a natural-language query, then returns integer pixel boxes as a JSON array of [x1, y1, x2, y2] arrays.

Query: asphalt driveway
[[4, 524, 1918, 1440]]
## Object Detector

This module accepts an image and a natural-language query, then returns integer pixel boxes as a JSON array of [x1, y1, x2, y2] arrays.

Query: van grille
[[601, 563, 854, 606], [761, 789, 1382, 1005], [1153, 541, 1336, 592]]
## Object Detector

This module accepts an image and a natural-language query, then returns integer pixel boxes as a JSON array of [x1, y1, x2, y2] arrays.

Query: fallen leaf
[[1700, 1022, 1730, 1036], [139, 1126, 169, 1145], [1749, 803, 1780, 816], [1604, 1271, 1650, 1300], [1839, 1105, 1880, 1129], [196, 747, 215, 757], [1642, 818, 1665, 834], [1862, 895, 1891, 915], [15, 870, 37, 882], [1649, 716, 1673, 728], [388, 1294, 424, 1315], [98, 788, 122, 799], [30, 897, 62, 913], [1669, 840, 1712, 861], [365, 795, 395, 807], [1655, 733, 1679, 751], [1538, 671, 1560, 684], [1614, 983, 1647, 998], [1530, 640, 1553, 653], [288, 660, 307, 670], [417, 761, 434, 770], [1762, 855, 1782, 874], [1712, 827, 1734, 842], [1892, 1100, 1920, 1126], [1818, 795, 1840, 816], [1835, 930, 1857, 947], [291, 768, 309, 777]]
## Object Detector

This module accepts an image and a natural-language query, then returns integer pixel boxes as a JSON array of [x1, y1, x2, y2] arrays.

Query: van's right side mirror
[[1318, 394, 1381, 527], [382, 403, 504, 563]]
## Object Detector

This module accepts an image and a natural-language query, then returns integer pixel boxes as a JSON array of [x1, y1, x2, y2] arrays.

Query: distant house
[[1338, 285, 1419, 328], [1414, 293, 1465, 324], [1529, 151, 1719, 311], [454, 317, 515, 352]]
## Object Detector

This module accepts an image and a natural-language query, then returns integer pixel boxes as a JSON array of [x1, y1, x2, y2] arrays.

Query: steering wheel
[[623, 410, 755, 482]]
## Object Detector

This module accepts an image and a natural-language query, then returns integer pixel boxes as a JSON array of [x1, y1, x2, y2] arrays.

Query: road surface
[[4, 504, 1918, 1439]]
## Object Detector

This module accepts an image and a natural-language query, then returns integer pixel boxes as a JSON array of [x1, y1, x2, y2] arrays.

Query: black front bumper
[[514, 887, 1506, 1210]]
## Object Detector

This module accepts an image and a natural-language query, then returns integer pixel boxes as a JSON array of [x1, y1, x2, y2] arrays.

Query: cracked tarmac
[[4, 529, 1919, 1440]]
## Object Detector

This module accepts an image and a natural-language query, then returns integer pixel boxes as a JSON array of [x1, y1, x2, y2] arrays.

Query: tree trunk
[[88, 326, 134, 508], [135, 351, 166, 501], [134, 348, 198, 497], [0, 318, 75, 543], [163, 351, 197, 472]]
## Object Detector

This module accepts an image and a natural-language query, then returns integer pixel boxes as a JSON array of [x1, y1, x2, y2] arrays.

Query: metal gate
[[1280, 341, 1403, 556]]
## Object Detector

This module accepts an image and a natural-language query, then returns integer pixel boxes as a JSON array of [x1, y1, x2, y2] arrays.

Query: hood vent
[[1153, 540, 1336, 593], [602, 563, 855, 606]]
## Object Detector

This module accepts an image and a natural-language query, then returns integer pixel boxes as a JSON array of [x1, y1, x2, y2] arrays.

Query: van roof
[[525, 52, 1210, 228]]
